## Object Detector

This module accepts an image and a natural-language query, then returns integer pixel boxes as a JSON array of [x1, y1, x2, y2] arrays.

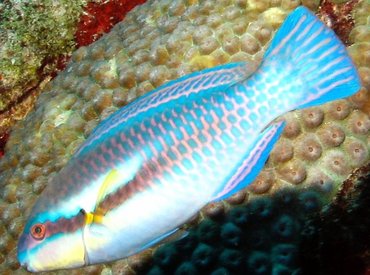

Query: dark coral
[[317, 0, 360, 45], [143, 164, 370, 275], [0, 131, 8, 158], [143, 188, 325, 275], [300, 163, 370, 275]]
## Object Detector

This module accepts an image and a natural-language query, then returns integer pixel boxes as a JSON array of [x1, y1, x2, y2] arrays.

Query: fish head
[[17, 206, 87, 272]]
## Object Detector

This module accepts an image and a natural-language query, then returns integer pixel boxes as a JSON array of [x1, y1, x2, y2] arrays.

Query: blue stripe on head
[[24, 209, 80, 233]]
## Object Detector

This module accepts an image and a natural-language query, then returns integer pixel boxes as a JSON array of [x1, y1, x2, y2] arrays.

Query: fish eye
[[31, 223, 46, 240]]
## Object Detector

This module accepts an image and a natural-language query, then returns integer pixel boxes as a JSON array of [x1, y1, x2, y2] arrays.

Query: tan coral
[[0, 0, 369, 274], [317, 123, 346, 147], [296, 134, 323, 162]]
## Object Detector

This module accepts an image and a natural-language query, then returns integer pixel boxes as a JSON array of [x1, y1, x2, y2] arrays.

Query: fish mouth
[[21, 262, 38, 273], [18, 255, 32, 272], [18, 256, 33, 273]]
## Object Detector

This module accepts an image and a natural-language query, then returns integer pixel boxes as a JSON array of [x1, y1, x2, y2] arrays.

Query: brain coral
[[0, 0, 369, 274]]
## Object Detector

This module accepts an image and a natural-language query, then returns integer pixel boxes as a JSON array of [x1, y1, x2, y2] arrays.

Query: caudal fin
[[263, 6, 361, 109]]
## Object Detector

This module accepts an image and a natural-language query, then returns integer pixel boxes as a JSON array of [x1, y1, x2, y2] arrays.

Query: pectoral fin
[[212, 121, 286, 201], [95, 169, 121, 210], [82, 169, 123, 226]]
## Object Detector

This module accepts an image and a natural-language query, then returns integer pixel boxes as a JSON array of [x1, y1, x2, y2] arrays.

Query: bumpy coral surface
[[0, 0, 369, 274]]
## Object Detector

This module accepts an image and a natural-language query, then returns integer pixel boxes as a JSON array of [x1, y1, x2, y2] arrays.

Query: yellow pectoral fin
[[84, 169, 122, 226], [92, 210, 105, 224], [83, 211, 94, 225], [82, 209, 108, 242], [96, 169, 121, 206], [83, 210, 105, 226]]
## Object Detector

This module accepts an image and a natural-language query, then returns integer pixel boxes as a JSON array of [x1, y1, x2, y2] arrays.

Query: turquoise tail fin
[[262, 6, 361, 110]]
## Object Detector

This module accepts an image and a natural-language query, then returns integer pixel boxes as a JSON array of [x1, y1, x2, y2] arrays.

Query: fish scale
[[76, 63, 251, 158], [18, 7, 361, 272], [88, 88, 271, 217]]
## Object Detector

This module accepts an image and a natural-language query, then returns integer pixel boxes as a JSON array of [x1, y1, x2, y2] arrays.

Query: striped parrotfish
[[17, 6, 360, 272]]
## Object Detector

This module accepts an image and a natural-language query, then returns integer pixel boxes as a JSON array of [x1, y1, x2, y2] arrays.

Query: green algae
[[0, 0, 88, 112]]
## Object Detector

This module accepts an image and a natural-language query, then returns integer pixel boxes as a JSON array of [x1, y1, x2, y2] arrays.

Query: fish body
[[17, 6, 360, 272]]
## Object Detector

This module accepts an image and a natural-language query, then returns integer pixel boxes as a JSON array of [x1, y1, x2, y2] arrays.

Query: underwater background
[[0, 0, 369, 274]]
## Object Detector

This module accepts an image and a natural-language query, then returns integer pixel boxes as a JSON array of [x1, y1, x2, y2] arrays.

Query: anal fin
[[212, 121, 286, 201], [139, 228, 188, 252]]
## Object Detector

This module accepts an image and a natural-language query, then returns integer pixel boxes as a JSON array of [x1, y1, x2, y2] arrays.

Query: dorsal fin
[[76, 62, 257, 157]]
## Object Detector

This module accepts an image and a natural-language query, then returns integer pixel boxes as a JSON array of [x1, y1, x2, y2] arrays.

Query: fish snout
[[17, 233, 31, 271]]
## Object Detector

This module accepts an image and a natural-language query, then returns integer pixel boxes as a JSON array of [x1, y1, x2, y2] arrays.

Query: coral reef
[[0, 0, 84, 92], [0, 0, 368, 274], [0, 0, 146, 146], [0, 1, 87, 132]]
